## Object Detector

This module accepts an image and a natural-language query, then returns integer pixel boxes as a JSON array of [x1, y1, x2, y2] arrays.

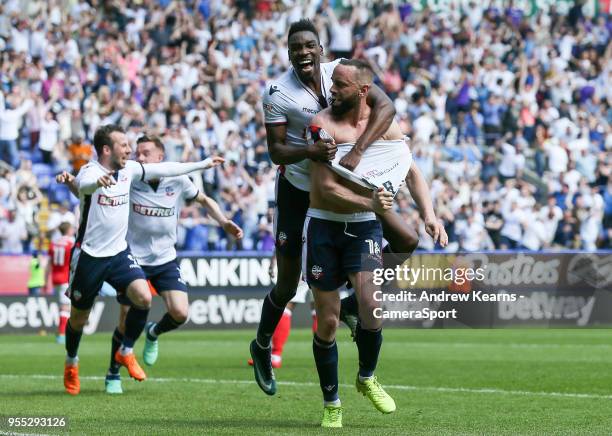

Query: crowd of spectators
[[0, 0, 610, 254]]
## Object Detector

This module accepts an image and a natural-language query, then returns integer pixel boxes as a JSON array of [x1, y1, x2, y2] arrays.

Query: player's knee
[[69, 314, 88, 331], [130, 289, 152, 309], [168, 306, 188, 325], [318, 313, 339, 337]]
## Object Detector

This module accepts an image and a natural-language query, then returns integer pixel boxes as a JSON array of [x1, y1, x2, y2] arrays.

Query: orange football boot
[[64, 363, 80, 395], [114, 350, 147, 381]]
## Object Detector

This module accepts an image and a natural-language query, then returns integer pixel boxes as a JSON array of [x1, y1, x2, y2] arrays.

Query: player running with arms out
[[46, 222, 75, 344], [60, 124, 222, 395], [250, 18, 403, 396], [305, 59, 444, 427], [112, 135, 242, 394], [58, 134, 243, 394]]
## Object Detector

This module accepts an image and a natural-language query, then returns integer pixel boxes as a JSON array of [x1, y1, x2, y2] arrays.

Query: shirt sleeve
[[76, 163, 102, 195], [181, 175, 199, 202], [125, 159, 145, 182], [262, 84, 289, 125]]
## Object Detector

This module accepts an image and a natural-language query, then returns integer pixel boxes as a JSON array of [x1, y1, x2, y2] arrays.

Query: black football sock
[[65, 320, 82, 362], [355, 324, 383, 378], [313, 335, 339, 403], [122, 307, 149, 349], [108, 328, 123, 375], [151, 313, 184, 338], [256, 290, 285, 348]]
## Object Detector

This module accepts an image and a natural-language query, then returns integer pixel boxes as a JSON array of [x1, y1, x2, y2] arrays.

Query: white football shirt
[[75, 160, 144, 257], [262, 59, 341, 192], [330, 139, 413, 197], [128, 176, 198, 266]]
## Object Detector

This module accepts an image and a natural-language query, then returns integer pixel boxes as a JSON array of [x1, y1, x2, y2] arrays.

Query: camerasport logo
[[311, 265, 323, 279]]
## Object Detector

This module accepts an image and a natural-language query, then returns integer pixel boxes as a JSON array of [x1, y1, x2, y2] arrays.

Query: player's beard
[[331, 93, 359, 117], [110, 155, 125, 170]]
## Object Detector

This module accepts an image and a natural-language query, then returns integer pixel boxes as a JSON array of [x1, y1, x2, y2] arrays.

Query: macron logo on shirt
[[98, 194, 129, 207]]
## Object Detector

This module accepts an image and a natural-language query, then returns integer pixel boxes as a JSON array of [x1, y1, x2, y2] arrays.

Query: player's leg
[[345, 220, 396, 414], [142, 260, 189, 366], [303, 217, 343, 427], [250, 173, 309, 395], [64, 247, 106, 395], [56, 284, 70, 344], [312, 287, 342, 427], [144, 290, 188, 366], [105, 302, 129, 394], [106, 249, 150, 381], [340, 210, 418, 330]]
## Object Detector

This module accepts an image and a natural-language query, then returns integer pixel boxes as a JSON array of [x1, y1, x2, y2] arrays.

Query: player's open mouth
[[298, 59, 314, 72]]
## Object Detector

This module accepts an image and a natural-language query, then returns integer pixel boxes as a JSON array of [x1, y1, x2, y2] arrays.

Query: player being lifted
[[250, 19, 445, 395], [60, 124, 222, 395], [46, 222, 75, 344], [59, 134, 243, 394], [305, 59, 413, 428]]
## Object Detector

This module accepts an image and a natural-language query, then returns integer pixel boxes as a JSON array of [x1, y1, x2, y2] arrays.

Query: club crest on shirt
[[165, 187, 175, 196]]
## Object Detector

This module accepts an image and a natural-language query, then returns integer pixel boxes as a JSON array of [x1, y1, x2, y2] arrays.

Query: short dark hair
[[137, 134, 165, 153], [58, 221, 72, 235], [288, 19, 319, 43], [339, 58, 374, 84], [93, 124, 125, 156]]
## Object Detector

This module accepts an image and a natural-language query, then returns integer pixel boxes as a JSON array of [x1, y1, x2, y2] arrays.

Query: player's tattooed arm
[[340, 84, 396, 171], [312, 162, 392, 214], [405, 162, 448, 247], [193, 192, 244, 240], [266, 123, 336, 164]]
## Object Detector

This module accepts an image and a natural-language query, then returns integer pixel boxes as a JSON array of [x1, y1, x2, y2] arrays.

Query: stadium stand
[[0, 0, 609, 254]]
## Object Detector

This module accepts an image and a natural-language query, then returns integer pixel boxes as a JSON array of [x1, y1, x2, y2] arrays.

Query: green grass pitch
[[1, 329, 612, 435]]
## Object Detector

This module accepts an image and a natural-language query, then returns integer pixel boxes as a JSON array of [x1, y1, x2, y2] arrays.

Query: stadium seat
[[32, 163, 55, 190]]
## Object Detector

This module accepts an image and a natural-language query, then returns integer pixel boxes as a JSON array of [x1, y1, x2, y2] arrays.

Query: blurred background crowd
[[0, 0, 610, 254]]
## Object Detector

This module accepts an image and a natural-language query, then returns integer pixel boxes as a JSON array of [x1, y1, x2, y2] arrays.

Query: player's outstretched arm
[[194, 192, 244, 240], [141, 157, 224, 181], [312, 162, 392, 214], [56, 171, 79, 197], [340, 84, 396, 170], [405, 162, 448, 247]]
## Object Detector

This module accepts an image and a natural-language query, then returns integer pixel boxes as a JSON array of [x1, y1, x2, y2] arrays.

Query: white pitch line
[[1, 373, 612, 401], [0, 431, 52, 436]]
